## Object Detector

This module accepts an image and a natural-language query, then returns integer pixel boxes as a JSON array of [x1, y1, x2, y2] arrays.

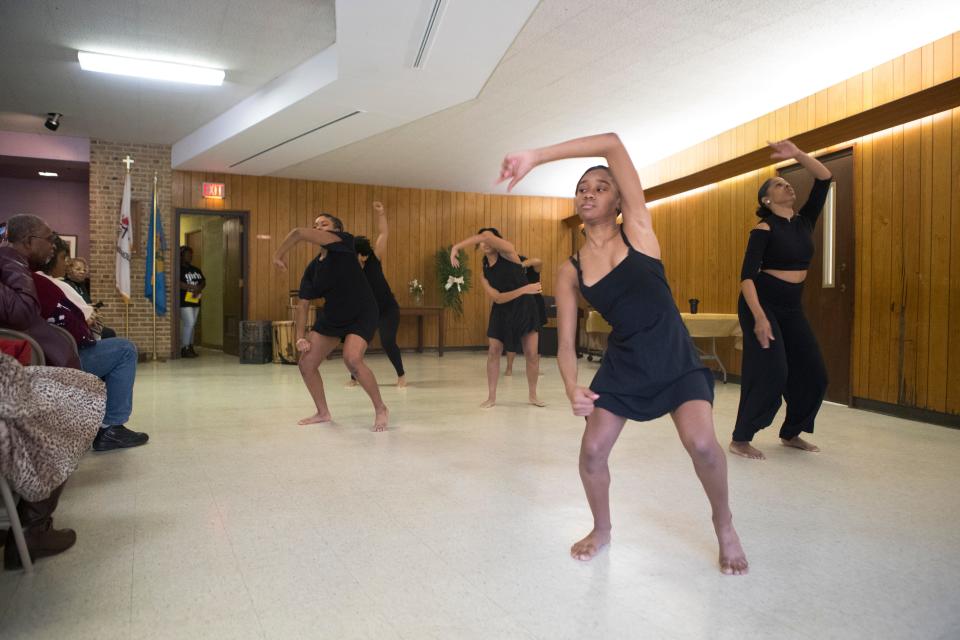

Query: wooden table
[[399, 306, 445, 356], [680, 313, 742, 383]]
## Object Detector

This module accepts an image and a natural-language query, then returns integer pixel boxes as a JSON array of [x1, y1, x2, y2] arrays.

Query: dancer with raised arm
[[450, 229, 544, 408], [730, 140, 832, 460], [499, 133, 748, 574], [274, 213, 389, 431]]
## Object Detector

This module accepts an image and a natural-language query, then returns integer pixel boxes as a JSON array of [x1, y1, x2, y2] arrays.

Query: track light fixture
[[44, 112, 62, 131]]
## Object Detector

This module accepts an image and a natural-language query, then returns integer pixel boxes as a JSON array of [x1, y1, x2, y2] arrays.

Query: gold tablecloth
[[680, 313, 742, 350]]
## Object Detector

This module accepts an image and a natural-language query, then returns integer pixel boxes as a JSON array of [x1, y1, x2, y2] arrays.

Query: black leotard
[[571, 226, 713, 421], [298, 231, 378, 342], [483, 253, 540, 348]]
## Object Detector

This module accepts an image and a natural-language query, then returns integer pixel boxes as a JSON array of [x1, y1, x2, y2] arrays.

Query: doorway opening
[[174, 209, 248, 358]]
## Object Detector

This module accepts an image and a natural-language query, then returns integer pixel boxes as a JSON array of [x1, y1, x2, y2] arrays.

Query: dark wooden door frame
[[172, 209, 249, 358]]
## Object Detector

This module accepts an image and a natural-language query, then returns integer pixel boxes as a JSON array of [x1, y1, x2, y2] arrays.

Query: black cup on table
[[688, 298, 699, 314]]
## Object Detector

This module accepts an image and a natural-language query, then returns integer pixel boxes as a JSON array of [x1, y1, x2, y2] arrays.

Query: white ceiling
[[0, 0, 336, 143], [1, 0, 960, 197]]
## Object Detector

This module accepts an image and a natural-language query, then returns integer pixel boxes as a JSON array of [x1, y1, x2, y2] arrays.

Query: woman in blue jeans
[[35, 237, 149, 451]]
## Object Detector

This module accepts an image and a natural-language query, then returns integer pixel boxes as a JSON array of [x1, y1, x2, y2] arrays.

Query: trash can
[[240, 320, 272, 364]]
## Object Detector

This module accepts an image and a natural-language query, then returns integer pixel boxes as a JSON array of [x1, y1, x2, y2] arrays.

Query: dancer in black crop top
[[450, 228, 544, 408], [731, 140, 832, 460], [498, 132, 748, 575], [350, 201, 407, 388], [273, 212, 389, 431]]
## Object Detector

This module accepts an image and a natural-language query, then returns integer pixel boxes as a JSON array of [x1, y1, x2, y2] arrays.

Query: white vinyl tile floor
[[1, 350, 958, 639]]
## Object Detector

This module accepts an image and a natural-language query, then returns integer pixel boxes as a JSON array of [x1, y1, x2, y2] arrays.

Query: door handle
[[839, 283, 846, 292]]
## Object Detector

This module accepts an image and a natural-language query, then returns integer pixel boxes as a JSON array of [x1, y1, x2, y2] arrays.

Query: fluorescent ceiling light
[[77, 51, 224, 86], [38, 171, 58, 177]]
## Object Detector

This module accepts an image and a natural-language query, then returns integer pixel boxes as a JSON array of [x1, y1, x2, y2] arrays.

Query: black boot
[[4, 482, 76, 570]]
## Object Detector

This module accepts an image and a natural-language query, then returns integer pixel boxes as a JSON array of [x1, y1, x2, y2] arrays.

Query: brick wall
[[88, 140, 173, 357]]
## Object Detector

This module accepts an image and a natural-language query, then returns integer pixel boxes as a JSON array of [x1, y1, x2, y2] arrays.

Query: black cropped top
[[740, 177, 832, 281]]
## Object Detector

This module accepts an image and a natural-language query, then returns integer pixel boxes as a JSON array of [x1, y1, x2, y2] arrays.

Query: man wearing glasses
[[0, 214, 79, 367]]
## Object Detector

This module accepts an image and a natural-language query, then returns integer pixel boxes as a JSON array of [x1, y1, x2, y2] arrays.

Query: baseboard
[[852, 397, 960, 429]]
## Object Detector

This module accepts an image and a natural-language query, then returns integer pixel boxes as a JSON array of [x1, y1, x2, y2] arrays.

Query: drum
[[272, 320, 297, 365]]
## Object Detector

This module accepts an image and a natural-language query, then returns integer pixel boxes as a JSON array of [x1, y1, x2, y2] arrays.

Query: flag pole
[[152, 172, 158, 361], [121, 155, 134, 337]]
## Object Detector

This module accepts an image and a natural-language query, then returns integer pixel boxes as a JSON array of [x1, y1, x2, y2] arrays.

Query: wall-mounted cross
[[122, 155, 134, 172]]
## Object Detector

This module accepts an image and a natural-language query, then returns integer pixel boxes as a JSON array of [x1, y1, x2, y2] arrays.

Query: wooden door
[[222, 218, 243, 356], [779, 149, 855, 404]]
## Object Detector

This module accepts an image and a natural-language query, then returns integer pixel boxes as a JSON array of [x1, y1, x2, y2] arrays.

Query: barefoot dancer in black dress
[[499, 133, 748, 574], [450, 229, 544, 408], [273, 213, 389, 431], [504, 255, 546, 376]]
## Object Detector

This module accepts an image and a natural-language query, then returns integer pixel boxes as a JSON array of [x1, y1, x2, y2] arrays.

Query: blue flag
[[144, 187, 167, 315]]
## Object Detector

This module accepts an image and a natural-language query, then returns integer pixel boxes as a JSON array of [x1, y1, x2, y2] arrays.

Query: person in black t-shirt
[[179, 246, 206, 358], [731, 140, 832, 460], [503, 254, 547, 376], [273, 213, 388, 432], [350, 200, 406, 388]]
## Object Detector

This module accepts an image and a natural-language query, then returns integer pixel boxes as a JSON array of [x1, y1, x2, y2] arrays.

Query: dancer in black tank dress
[[498, 133, 748, 574], [730, 140, 832, 460], [450, 229, 544, 408], [504, 255, 546, 376], [350, 201, 407, 388], [273, 213, 389, 431]]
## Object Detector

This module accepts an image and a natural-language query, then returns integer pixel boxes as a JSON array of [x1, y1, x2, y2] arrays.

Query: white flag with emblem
[[115, 173, 132, 301]]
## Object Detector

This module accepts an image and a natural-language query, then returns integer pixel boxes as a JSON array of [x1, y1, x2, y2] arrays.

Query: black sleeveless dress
[[298, 231, 378, 342], [483, 253, 541, 348], [571, 227, 713, 421], [519, 255, 548, 327]]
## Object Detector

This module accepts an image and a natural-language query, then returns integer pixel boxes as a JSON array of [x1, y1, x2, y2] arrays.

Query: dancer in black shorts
[[350, 201, 407, 388], [499, 132, 748, 574], [273, 213, 388, 431], [450, 229, 544, 408]]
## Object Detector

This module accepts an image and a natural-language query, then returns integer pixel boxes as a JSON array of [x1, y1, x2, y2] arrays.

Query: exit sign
[[202, 182, 225, 198]]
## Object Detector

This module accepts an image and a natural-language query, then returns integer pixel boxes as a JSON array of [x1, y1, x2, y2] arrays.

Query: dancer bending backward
[[350, 201, 407, 388], [450, 229, 544, 408], [730, 140, 832, 460], [500, 133, 748, 574], [504, 255, 547, 376], [273, 213, 389, 431]]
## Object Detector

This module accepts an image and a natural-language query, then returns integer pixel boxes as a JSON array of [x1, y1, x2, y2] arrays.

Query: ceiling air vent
[[230, 110, 363, 168], [413, 0, 445, 69]]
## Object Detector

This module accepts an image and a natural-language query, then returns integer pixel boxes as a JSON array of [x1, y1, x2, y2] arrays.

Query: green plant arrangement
[[435, 245, 472, 315]]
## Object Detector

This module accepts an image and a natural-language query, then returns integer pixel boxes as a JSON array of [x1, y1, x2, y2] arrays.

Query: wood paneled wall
[[637, 33, 960, 415], [171, 172, 574, 348]]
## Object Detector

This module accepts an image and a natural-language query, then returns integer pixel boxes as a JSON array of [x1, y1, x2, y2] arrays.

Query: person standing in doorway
[[179, 246, 205, 358]]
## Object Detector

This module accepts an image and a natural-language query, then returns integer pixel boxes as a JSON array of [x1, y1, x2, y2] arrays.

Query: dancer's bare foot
[[570, 529, 611, 561], [781, 436, 820, 452], [714, 518, 749, 575], [297, 412, 332, 425], [373, 406, 389, 432], [480, 397, 496, 409], [397, 375, 408, 389], [528, 396, 546, 407], [345, 378, 358, 388], [504, 368, 513, 376], [729, 441, 765, 460]]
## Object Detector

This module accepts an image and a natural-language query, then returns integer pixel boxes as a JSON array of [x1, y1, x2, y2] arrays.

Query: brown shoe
[[4, 520, 77, 570]]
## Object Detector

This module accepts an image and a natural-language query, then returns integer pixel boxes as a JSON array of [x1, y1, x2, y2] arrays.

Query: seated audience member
[[0, 352, 105, 569], [0, 215, 79, 367], [31, 251, 150, 451], [63, 256, 92, 303], [38, 239, 115, 338]]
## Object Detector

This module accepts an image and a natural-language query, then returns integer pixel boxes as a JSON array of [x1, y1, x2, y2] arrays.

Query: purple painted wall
[[0, 177, 90, 258]]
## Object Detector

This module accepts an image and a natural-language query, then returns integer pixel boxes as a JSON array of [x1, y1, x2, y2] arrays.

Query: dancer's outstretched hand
[[497, 149, 538, 191], [568, 386, 599, 417], [296, 337, 311, 353], [273, 255, 287, 271], [449, 248, 460, 268], [767, 139, 801, 161], [373, 201, 384, 214]]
